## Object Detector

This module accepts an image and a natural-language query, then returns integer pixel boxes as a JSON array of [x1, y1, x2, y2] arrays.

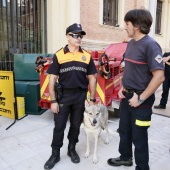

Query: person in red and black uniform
[[44, 23, 97, 170], [154, 52, 170, 109], [107, 9, 164, 170]]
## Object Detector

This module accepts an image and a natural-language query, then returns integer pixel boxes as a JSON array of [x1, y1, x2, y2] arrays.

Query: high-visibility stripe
[[41, 76, 49, 98], [106, 76, 122, 89], [47, 96, 51, 101], [136, 119, 151, 126], [42, 78, 105, 103], [96, 83, 104, 103], [87, 83, 105, 103], [87, 91, 90, 100], [106, 82, 114, 89], [125, 58, 147, 64]]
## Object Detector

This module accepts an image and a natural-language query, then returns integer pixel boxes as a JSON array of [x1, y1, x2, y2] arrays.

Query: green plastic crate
[[15, 81, 46, 115], [14, 54, 53, 81]]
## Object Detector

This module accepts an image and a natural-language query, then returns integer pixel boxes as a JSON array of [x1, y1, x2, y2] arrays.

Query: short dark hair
[[124, 9, 152, 34]]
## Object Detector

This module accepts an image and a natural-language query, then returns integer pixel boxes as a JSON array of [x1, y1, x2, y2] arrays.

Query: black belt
[[62, 88, 87, 93], [123, 88, 144, 93]]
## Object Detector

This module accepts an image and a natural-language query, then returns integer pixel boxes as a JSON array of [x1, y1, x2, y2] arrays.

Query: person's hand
[[51, 102, 59, 114], [165, 55, 170, 66], [128, 92, 139, 107], [165, 61, 170, 66], [164, 55, 170, 65], [118, 86, 126, 99]]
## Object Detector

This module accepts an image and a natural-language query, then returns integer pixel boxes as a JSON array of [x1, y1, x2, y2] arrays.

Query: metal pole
[[11, 0, 16, 53], [6, 0, 10, 70], [44, 0, 47, 53], [20, 0, 23, 53], [33, 0, 36, 53]]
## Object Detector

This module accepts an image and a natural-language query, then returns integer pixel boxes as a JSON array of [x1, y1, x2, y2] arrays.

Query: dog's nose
[[93, 119, 97, 124]]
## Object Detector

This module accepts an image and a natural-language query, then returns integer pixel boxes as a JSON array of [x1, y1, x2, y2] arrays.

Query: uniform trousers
[[51, 90, 86, 150], [160, 76, 170, 106], [119, 92, 155, 170]]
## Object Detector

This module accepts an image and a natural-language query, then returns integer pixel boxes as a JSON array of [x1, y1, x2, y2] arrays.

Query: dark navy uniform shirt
[[47, 45, 97, 90], [122, 35, 164, 90], [163, 52, 170, 77]]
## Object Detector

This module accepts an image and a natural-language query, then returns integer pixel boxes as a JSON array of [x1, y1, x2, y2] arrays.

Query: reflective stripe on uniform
[[96, 83, 105, 103], [135, 119, 151, 126]]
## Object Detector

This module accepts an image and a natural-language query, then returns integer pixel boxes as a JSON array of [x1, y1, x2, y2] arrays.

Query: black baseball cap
[[66, 23, 86, 35]]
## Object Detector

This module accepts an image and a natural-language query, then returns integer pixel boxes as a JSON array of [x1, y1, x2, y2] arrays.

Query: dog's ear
[[85, 100, 90, 108], [97, 100, 102, 107]]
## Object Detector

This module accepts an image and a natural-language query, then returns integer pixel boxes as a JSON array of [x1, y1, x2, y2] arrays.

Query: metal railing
[[0, 0, 47, 71]]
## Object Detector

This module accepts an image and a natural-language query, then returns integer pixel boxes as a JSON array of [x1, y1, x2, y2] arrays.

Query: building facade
[[47, 0, 170, 52], [0, 0, 170, 71]]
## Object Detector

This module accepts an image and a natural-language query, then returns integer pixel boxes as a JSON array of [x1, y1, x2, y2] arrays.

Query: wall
[[154, 0, 170, 52], [46, 0, 170, 52], [80, 0, 145, 50], [46, 0, 80, 53]]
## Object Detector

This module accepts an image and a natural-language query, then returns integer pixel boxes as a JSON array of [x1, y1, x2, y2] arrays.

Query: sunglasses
[[68, 33, 83, 39]]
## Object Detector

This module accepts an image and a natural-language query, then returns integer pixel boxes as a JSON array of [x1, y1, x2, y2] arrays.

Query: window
[[0, 0, 47, 71], [155, 0, 162, 34], [103, 0, 118, 26]]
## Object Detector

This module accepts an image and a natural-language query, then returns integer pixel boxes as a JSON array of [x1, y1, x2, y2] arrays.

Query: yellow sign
[[0, 71, 15, 119]]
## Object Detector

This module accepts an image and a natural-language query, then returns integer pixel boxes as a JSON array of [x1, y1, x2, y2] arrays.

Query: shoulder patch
[[155, 54, 163, 63], [82, 55, 86, 61]]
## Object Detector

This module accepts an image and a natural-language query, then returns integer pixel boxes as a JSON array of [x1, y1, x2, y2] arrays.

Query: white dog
[[83, 100, 109, 163]]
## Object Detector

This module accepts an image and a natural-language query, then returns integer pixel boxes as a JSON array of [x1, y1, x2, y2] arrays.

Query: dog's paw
[[84, 152, 90, 158], [93, 156, 98, 164], [104, 140, 109, 144]]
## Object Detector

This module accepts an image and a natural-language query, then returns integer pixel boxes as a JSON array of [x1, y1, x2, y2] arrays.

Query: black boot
[[44, 149, 60, 170], [67, 143, 80, 163], [154, 104, 166, 109]]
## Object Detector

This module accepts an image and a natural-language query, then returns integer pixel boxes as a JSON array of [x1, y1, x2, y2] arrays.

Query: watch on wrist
[[138, 95, 144, 105], [90, 98, 96, 102], [50, 100, 57, 104]]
